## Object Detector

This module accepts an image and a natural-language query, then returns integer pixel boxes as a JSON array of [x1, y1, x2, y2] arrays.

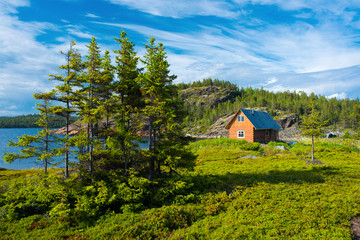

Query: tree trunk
[[65, 100, 69, 179], [311, 135, 314, 162], [89, 123, 94, 173], [148, 116, 154, 179], [45, 124, 49, 175]]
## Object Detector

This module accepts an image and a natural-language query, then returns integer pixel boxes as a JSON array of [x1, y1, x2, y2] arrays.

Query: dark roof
[[225, 108, 282, 130]]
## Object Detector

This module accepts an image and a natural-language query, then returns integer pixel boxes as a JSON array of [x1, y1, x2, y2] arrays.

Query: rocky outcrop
[[179, 86, 239, 108], [275, 115, 299, 129], [204, 113, 234, 137], [52, 121, 86, 135], [52, 119, 116, 136]]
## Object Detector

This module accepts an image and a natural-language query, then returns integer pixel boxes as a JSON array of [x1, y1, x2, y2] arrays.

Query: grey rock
[[239, 155, 258, 159], [274, 146, 289, 151]]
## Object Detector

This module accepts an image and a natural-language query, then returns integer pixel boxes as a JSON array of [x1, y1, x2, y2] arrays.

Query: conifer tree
[[111, 31, 142, 174], [99, 50, 115, 131], [138, 36, 191, 179], [49, 41, 83, 178], [300, 101, 329, 162], [79, 37, 104, 173], [4, 93, 60, 174]]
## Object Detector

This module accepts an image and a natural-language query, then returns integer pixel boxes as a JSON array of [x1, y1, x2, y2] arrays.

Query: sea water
[[0, 128, 148, 170]]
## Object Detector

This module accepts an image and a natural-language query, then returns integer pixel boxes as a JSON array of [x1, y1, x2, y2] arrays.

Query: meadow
[[1, 138, 360, 239]]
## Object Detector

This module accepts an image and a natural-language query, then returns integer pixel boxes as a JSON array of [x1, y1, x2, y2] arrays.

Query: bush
[[241, 142, 261, 151], [343, 130, 350, 139]]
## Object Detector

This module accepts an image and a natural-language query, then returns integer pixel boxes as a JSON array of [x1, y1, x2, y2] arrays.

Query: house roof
[[225, 108, 282, 130]]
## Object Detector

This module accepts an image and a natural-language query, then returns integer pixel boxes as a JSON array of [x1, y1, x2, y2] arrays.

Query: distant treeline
[[180, 79, 360, 132], [0, 114, 77, 128], [177, 78, 239, 91]]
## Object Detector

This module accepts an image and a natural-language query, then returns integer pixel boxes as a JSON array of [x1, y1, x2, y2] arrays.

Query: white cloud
[[107, 0, 239, 18], [327, 92, 347, 99], [266, 77, 278, 85], [0, 0, 68, 116], [0, 0, 29, 14], [85, 13, 100, 18], [92, 19, 360, 100], [66, 25, 93, 39]]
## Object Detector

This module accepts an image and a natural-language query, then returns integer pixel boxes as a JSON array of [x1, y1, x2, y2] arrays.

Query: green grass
[[1, 138, 360, 239]]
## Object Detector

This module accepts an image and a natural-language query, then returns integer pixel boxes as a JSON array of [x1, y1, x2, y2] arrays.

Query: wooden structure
[[225, 109, 281, 143]]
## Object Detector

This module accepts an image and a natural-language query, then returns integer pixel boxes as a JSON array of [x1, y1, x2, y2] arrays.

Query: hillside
[[179, 86, 239, 108]]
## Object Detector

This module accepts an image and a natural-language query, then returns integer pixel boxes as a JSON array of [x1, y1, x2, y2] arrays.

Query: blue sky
[[1, 0, 360, 116]]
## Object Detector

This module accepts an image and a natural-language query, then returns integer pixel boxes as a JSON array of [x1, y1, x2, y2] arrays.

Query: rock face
[[179, 86, 239, 108], [52, 119, 116, 136], [275, 115, 299, 129], [204, 113, 234, 138], [189, 113, 234, 138]]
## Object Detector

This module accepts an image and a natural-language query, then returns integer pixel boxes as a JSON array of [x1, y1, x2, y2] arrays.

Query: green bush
[[343, 130, 350, 139], [241, 142, 261, 151]]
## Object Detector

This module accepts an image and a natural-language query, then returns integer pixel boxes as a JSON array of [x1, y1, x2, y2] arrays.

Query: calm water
[[0, 128, 148, 170]]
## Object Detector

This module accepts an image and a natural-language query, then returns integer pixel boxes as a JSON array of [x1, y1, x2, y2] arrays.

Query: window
[[237, 115, 245, 122], [237, 130, 245, 138], [266, 130, 270, 136]]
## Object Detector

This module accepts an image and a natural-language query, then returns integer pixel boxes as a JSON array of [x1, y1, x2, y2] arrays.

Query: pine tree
[[112, 31, 142, 174], [49, 41, 83, 178], [138, 36, 193, 179], [300, 101, 329, 162], [4, 93, 60, 174], [79, 37, 104, 173], [99, 50, 115, 131]]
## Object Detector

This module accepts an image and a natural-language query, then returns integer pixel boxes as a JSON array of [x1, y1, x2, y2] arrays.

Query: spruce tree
[[79, 36, 104, 173], [99, 50, 115, 131], [49, 41, 83, 178], [300, 101, 329, 162], [138, 36, 192, 179], [112, 31, 142, 174], [4, 93, 60, 174]]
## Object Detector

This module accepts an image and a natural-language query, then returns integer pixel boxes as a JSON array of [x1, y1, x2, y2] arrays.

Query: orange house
[[225, 109, 281, 143]]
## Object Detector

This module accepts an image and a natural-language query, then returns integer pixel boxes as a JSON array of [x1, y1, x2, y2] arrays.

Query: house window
[[266, 130, 270, 136], [237, 115, 245, 122], [237, 130, 245, 138]]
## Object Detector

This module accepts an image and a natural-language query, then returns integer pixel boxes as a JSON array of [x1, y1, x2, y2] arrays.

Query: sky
[[1, 0, 360, 116]]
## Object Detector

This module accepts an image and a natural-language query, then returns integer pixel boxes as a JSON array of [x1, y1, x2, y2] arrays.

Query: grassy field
[[1, 138, 360, 239]]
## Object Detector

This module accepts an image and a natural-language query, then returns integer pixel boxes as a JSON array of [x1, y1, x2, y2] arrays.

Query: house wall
[[228, 112, 255, 142], [254, 129, 278, 143]]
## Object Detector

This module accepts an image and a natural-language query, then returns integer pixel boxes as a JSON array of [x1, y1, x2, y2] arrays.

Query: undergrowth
[[1, 138, 360, 239]]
